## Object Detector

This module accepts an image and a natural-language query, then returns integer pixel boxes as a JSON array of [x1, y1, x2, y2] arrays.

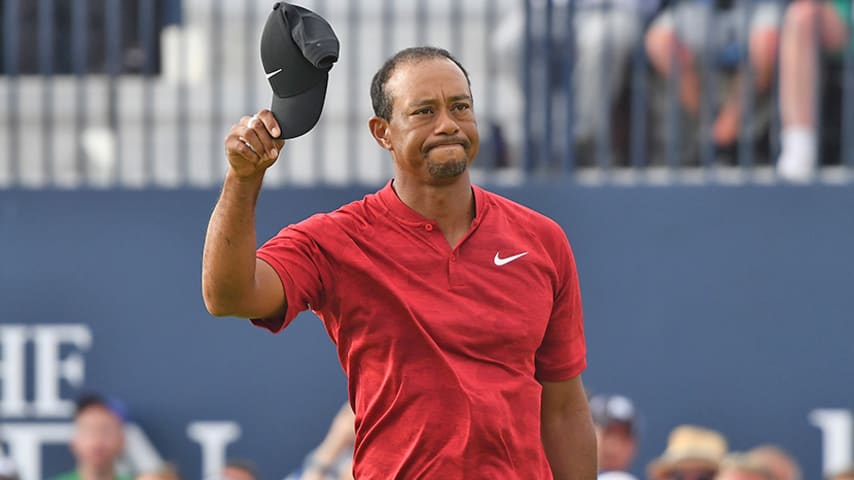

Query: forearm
[[313, 404, 356, 465], [542, 407, 598, 480], [202, 170, 264, 316]]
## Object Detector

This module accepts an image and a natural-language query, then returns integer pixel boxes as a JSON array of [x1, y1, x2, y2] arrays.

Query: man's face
[[716, 470, 768, 480], [658, 467, 717, 480], [749, 449, 797, 480], [380, 57, 479, 184], [70, 405, 125, 472], [595, 423, 637, 472]]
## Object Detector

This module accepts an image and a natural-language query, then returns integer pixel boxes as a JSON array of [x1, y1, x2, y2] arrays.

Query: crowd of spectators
[[1, 391, 848, 480], [492, 0, 852, 181]]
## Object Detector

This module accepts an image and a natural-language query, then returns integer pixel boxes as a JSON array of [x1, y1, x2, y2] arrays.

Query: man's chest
[[330, 228, 557, 356]]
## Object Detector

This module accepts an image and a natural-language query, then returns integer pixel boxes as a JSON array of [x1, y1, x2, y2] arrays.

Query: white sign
[[0, 324, 243, 480]]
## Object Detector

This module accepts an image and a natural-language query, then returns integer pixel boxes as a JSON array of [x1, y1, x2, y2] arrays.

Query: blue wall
[[1, 185, 852, 479]]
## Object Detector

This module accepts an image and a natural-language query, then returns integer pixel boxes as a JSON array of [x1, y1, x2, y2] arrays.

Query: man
[[645, 0, 780, 151], [588, 394, 638, 478], [202, 46, 596, 479], [715, 453, 775, 480], [51, 394, 131, 480], [775, 0, 852, 182], [647, 425, 728, 480], [748, 445, 801, 480], [493, 0, 662, 166]]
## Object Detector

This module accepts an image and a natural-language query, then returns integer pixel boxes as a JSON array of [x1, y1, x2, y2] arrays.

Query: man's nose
[[434, 108, 460, 135]]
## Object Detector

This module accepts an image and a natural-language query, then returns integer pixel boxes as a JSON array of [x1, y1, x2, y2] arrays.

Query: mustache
[[423, 137, 470, 152]]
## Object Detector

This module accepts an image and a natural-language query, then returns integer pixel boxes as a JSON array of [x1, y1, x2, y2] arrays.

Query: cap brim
[[270, 78, 329, 140]]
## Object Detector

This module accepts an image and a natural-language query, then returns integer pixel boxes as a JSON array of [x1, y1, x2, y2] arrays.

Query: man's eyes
[[412, 104, 470, 115]]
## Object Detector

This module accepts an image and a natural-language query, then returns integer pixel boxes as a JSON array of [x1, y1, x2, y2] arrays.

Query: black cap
[[260, 2, 339, 139]]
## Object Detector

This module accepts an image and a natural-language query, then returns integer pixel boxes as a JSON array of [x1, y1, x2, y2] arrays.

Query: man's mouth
[[425, 140, 467, 152]]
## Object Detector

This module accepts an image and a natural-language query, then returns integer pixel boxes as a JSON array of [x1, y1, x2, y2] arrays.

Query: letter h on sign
[[0, 325, 92, 418]]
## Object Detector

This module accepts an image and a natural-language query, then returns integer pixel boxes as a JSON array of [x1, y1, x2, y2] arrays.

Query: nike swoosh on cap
[[494, 251, 528, 266], [265, 68, 283, 79]]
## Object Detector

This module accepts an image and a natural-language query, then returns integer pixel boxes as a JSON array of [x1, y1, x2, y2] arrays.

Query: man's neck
[[78, 466, 117, 480], [392, 174, 475, 246]]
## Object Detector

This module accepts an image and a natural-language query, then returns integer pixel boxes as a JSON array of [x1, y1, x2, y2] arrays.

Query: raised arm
[[541, 375, 597, 480], [202, 109, 287, 319]]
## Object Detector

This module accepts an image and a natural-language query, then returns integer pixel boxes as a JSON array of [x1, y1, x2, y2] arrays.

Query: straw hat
[[647, 425, 728, 479]]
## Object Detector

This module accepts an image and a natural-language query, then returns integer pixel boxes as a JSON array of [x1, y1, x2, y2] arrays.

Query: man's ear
[[368, 116, 392, 151]]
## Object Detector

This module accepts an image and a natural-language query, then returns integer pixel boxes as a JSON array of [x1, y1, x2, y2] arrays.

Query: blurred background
[[1, 0, 852, 479]]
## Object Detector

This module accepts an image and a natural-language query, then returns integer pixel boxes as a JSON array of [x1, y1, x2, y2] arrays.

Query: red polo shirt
[[255, 181, 586, 479]]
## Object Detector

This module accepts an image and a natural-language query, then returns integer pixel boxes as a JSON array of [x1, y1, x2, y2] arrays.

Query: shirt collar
[[377, 179, 489, 227]]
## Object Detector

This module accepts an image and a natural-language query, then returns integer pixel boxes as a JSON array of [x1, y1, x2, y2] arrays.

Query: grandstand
[[2, 0, 852, 188]]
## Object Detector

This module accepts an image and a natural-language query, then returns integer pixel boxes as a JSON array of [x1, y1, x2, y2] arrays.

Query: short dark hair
[[74, 392, 127, 422], [370, 46, 471, 121]]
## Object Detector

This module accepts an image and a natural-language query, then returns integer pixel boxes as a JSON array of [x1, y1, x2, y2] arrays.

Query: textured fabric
[[255, 181, 586, 479]]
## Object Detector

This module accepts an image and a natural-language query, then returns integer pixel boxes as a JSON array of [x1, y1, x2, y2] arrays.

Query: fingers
[[251, 109, 285, 153], [242, 111, 284, 160], [237, 127, 265, 160], [225, 132, 261, 165], [256, 109, 282, 139], [223, 111, 285, 177]]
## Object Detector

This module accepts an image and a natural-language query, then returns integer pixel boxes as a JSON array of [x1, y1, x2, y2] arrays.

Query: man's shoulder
[[297, 189, 383, 232]]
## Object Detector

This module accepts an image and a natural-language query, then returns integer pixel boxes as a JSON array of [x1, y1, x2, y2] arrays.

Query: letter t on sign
[[187, 421, 242, 478]]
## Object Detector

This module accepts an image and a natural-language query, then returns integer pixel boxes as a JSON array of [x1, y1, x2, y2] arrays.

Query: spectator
[[830, 466, 854, 480], [50, 393, 131, 480], [493, 0, 663, 167], [135, 463, 181, 480], [748, 444, 802, 480], [645, 0, 780, 154], [283, 402, 355, 480], [776, 0, 852, 182], [647, 425, 728, 480], [588, 394, 639, 478], [221, 459, 258, 480], [716, 452, 775, 480]]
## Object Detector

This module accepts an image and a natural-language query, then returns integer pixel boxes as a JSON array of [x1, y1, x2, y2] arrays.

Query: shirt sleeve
[[252, 215, 332, 333], [535, 227, 587, 381]]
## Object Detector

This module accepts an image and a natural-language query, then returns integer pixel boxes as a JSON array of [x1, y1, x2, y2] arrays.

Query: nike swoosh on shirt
[[494, 251, 528, 266], [265, 68, 283, 79]]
